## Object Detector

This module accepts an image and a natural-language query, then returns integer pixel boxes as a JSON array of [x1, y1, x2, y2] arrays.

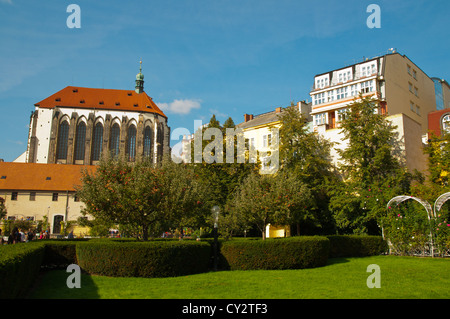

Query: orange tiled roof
[[34, 86, 167, 118], [0, 162, 96, 192]]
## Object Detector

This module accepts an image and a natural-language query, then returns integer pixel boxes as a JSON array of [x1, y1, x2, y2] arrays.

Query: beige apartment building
[[309, 51, 438, 173], [0, 162, 95, 236]]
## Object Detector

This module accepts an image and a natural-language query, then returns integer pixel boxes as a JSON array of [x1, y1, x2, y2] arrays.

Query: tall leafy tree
[[278, 103, 337, 234], [329, 95, 414, 234]]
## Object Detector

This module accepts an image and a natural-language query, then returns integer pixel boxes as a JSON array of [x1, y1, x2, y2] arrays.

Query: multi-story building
[[309, 51, 438, 173], [20, 63, 170, 165]]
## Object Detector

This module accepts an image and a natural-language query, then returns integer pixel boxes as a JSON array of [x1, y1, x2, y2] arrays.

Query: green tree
[[76, 156, 208, 240], [278, 103, 337, 234], [0, 197, 6, 220], [330, 95, 414, 234], [229, 171, 313, 240]]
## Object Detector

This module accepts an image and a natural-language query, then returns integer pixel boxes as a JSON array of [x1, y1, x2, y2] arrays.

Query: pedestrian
[[68, 230, 74, 239], [27, 230, 34, 242]]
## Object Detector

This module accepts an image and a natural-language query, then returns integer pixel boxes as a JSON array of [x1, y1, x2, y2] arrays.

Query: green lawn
[[29, 256, 449, 299]]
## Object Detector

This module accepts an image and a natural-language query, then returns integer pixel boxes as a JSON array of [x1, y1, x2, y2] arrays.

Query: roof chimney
[[244, 114, 254, 122], [275, 107, 282, 113]]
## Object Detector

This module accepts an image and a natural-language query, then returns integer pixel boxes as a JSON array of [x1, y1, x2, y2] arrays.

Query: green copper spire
[[135, 60, 144, 93]]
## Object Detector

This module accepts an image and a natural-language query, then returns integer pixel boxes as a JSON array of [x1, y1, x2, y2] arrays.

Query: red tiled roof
[[34, 86, 167, 118], [0, 162, 96, 192]]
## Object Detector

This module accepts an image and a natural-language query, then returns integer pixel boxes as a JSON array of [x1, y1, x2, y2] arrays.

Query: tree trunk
[[297, 223, 301, 236], [262, 224, 266, 240], [142, 224, 149, 241]]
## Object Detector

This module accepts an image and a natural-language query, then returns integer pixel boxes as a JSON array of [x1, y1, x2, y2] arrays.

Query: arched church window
[[126, 125, 137, 161], [143, 126, 152, 158], [110, 123, 120, 157], [56, 121, 69, 160], [74, 122, 86, 161], [92, 122, 103, 161]]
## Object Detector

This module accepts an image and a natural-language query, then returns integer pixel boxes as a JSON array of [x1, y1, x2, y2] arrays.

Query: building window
[[313, 92, 325, 105], [29, 192, 36, 201], [110, 123, 120, 157], [327, 90, 334, 102], [337, 109, 348, 122], [371, 64, 376, 75], [442, 115, 450, 133], [412, 70, 417, 80], [336, 87, 347, 99], [408, 82, 413, 92], [414, 87, 418, 97], [92, 122, 104, 161], [74, 194, 80, 202], [126, 125, 137, 161], [52, 193, 58, 201], [262, 134, 272, 148], [410, 101, 415, 112], [143, 126, 152, 158], [11, 192, 18, 201], [407, 64, 411, 75], [56, 121, 69, 160], [74, 122, 86, 161], [314, 113, 326, 126], [416, 105, 420, 116], [360, 80, 374, 93]]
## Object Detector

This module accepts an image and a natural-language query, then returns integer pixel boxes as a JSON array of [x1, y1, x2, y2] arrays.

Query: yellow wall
[[1, 190, 86, 234]]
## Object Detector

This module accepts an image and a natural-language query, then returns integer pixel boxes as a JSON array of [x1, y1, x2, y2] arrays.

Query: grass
[[28, 255, 449, 299]]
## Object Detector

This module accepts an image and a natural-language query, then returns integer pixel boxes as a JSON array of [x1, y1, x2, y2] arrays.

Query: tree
[[229, 170, 313, 240], [76, 156, 208, 240], [278, 103, 337, 234], [330, 95, 415, 234], [0, 197, 6, 220]]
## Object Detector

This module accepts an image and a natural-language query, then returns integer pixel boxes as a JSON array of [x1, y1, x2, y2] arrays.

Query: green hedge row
[[220, 236, 330, 270], [0, 235, 387, 297], [0, 242, 45, 299], [327, 235, 388, 258], [76, 240, 211, 277]]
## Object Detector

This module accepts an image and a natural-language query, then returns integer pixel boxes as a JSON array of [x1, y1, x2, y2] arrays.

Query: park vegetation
[[49, 96, 450, 254]]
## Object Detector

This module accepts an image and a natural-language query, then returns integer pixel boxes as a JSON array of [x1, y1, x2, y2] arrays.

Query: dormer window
[[80, 100, 85, 104], [73, 89, 78, 93], [99, 101, 104, 105]]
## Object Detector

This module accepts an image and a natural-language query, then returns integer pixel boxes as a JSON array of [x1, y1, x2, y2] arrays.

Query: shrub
[[327, 235, 388, 258], [220, 236, 330, 270], [41, 240, 83, 268], [0, 242, 45, 298], [76, 240, 211, 277]]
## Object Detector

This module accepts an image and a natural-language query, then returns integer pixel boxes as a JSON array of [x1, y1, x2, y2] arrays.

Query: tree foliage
[[229, 170, 313, 239], [76, 156, 209, 240], [329, 95, 416, 234], [278, 103, 337, 234]]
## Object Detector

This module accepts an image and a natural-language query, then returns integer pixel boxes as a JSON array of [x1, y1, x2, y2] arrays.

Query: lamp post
[[212, 205, 220, 271]]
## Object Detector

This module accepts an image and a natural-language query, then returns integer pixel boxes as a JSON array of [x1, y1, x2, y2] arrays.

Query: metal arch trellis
[[386, 195, 434, 220], [386, 192, 450, 257], [433, 192, 450, 215]]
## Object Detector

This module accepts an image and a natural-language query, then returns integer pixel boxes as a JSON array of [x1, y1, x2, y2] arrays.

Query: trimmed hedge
[[0, 242, 45, 299], [327, 235, 388, 258], [220, 236, 330, 270], [76, 240, 211, 277]]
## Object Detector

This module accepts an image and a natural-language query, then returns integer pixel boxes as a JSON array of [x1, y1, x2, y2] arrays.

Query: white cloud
[[209, 108, 228, 119], [158, 99, 201, 115]]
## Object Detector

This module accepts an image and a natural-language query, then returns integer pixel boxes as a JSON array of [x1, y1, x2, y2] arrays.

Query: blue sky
[[0, 0, 449, 161]]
